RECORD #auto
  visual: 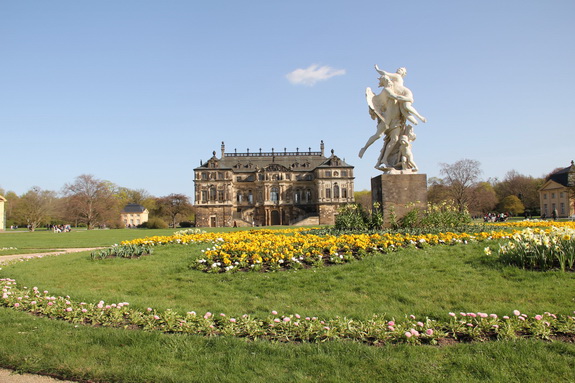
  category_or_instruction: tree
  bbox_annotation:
[468,182,498,216]
[154,194,193,228]
[439,159,482,212]
[427,177,451,205]
[494,170,543,214]
[2,190,20,226]
[497,195,525,216]
[62,174,119,229]
[353,190,371,211]
[115,187,156,211]
[12,187,56,231]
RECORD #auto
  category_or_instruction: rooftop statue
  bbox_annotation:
[359,65,426,172]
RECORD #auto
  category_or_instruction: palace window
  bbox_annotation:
[334,184,340,198]
[294,189,301,204]
[325,187,331,199]
[271,187,279,202]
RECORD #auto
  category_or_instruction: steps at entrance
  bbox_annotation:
[292,216,320,226]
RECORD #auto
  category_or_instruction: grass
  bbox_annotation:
[1,227,575,382]
[0,227,247,252]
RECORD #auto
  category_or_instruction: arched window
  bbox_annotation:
[271,187,279,202]
[342,188,348,199]
[294,189,301,204]
[334,184,340,198]
[325,187,331,199]
[209,187,216,201]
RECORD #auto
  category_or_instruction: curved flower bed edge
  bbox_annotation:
[2,278,574,346]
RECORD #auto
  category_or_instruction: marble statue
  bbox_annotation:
[359,65,426,172]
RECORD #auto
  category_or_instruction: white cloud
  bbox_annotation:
[286,64,346,86]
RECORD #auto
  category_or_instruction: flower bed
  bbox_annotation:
[2,278,574,345]
[121,228,515,273]
[486,226,575,271]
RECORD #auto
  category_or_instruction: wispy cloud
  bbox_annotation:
[286,64,346,86]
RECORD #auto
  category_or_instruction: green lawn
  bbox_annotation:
[1,227,574,382]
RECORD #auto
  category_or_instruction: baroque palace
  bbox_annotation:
[194,142,354,227]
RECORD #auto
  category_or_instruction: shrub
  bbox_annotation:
[335,203,383,231]
[392,201,472,231]
[139,218,168,229]
[91,244,154,260]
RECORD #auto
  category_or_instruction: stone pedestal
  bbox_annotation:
[371,173,428,227]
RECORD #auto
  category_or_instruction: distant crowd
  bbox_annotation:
[483,212,509,222]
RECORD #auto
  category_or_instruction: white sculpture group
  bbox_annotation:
[359,65,426,172]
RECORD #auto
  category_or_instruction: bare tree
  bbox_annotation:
[439,159,482,212]
[469,182,498,216]
[155,194,193,228]
[13,187,56,231]
[63,174,119,229]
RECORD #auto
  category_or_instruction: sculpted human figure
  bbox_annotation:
[375,65,427,126]
[360,64,426,172]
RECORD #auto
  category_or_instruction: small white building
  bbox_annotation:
[120,204,149,227]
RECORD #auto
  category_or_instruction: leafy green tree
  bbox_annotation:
[13,187,56,231]
[497,195,525,215]
[494,170,543,214]
[353,190,371,211]
[154,194,193,228]
[115,187,156,212]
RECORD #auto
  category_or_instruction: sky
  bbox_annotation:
[1,0,574,199]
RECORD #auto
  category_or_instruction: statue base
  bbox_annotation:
[371,173,428,227]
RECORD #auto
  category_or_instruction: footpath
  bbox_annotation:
[1,248,102,383]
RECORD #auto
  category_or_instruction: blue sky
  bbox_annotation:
[1,0,574,198]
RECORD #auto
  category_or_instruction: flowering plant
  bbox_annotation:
[2,278,574,345]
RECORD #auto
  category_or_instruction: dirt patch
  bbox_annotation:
[0,248,104,264]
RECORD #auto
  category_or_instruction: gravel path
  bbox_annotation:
[1,248,104,382]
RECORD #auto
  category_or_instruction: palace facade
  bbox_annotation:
[193,142,354,227]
